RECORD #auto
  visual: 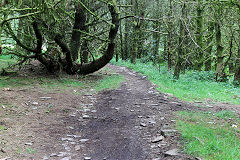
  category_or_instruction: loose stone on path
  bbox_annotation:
[164,148,180,156]
[151,136,164,143]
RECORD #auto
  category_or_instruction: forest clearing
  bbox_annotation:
[1,0,240,160]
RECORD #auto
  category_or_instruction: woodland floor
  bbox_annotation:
[1,64,240,160]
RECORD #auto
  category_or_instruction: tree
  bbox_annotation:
[1,0,120,75]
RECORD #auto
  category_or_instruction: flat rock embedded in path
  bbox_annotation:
[60,157,71,160]
[161,129,177,137]
[164,148,180,156]
[50,153,57,157]
[151,136,164,143]
[61,138,74,141]
[57,152,68,157]
[40,97,51,100]
[80,139,89,143]
[140,122,147,127]
[83,115,90,119]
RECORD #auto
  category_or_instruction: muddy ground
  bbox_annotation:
[0,64,240,160]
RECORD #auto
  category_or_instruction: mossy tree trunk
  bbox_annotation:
[131,22,139,64]
[174,3,186,79]
[123,18,130,60]
[130,0,146,64]
[167,0,173,71]
[194,0,204,70]
[234,24,240,84]
[70,1,87,62]
[204,21,214,71]
[214,6,225,81]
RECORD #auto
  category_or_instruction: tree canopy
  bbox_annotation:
[0,0,120,74]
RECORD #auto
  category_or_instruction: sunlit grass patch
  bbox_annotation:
[94,74,124,92]
[176,110,240,160]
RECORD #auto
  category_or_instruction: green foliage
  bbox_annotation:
[111,59,240,104]
[184,70,215,81]
[0,55,17,71]
[176,111,240,160]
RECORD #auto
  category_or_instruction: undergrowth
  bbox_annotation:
[176,110,240,160]
[111,59,240,104]
[0,55,16,71]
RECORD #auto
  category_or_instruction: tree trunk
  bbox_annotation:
[195,1,204,70]
[215,21,225,81]
[204,21,214,71]
[74,1,120,74]
[81,40,89,63]
[234,25,240,84]
[70,1,86,61]
[153,21,160,63]
[0,26,2,54]
[167,0,173,71]
[131,23,138,64]
[123,19,130,60]
[174,3,185,79]
[119,19,124,61]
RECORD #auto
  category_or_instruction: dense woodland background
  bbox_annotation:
[1,0,240,84]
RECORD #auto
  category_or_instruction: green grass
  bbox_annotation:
[111,59,240,104]
[0,64,124,93]
[176,111,240,160]
[94,74,124,92]
[0,75,124,92]
[215,110,236,120]
[0,55,125,92]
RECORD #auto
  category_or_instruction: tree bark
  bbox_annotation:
[174,3,186,79]
[204,21,214,71]
[167,0,173,71]
[195,0,204,70]
[70,1,87,61]
[234,24,240,84]
[74,1,120,74]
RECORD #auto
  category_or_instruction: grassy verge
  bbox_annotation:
[0,70,124,93]
[0,56,125,92]
[176,110,240,160]
[111,59,240,104]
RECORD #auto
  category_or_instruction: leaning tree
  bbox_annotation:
[0,0,120,75]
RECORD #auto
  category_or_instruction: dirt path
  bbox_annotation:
[51,64,194,160]
[1,64,199,160]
